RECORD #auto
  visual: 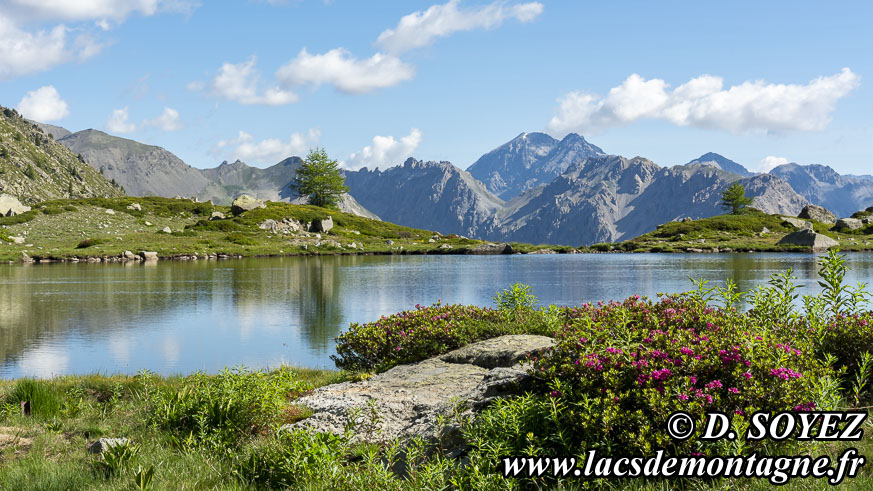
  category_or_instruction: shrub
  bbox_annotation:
[224,233,258,245]
[333,302,553,372]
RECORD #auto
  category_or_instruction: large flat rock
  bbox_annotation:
[285,335,554,444]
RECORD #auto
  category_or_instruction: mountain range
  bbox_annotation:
[7,112,870,246]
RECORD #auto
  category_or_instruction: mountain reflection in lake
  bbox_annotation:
[2,253,873,378]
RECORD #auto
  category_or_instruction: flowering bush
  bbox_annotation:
[332,302,553,371]
[518,293,835,456]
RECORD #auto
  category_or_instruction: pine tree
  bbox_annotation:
[721,182,753,215]
[291,148,349,209]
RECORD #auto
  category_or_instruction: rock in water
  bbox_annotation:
[0,194,31,216]
[309,216,334,233]
[138,251,158,261]
[230,194,265,215]
[777,229,839,252]
[284,335,555,446]
[798,204,836,224]
[835,218,863,231]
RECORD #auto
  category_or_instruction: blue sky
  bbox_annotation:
[1,1,871,175]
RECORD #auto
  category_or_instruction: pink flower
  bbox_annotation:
[705,380,723,390]
[728,387,739,394]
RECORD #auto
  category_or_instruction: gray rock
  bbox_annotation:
[126,203,141,211]
[798,204,836,224]
[309,216,334,233]
[439,335,555,369]
[21,252,33,263]
[438,244,453,250]
[527,249,557,254]
[122,250,137,260]
[386,239,394,246]
[470,243,513,255]
[138,251,158,261]
[87,438,129,454]
[781,217,813,230]
[761,227,770,235]
[0,194,31,216]
[10,236,25,244]
[209,211,225,221]
[259,219,283,233]
[778,229,840,252]
[835,218,863,230]
[230,194,265,215]
[161,226,172,234]
[680,217,693,223]
[105,208,115,215]
[284,335,553,445]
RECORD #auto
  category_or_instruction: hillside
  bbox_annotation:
[58,129,213,198]
[0,107,123,203]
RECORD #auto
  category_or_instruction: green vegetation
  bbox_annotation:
[4,252,873,488]
[0,197,515,262]
[611,209,873,253]
[290,148,349,209]
[721,182,753,215]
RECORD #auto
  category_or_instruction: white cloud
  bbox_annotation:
[547,68,862,135]
[377,0,543,53]
[346,128,422,170]
[106,107,137,133]
[758,156,790,173]
[16,85,70,122]
[209,57,298,105]
[276,48,414,94]
[216,128,321,164]
[144,107,183,131]
[0,1,197,79]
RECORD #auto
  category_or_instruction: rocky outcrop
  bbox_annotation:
[835,218,863,231]
[230,194,265,215]
[469,243,513,255]
[781,217,813,230]
[682,152,754,177]
[285,335,555,445]
[0,194,30,216]
[309,216,334,233]
[798,204,837,224]
[777,229,840,252]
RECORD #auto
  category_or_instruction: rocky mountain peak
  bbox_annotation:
[683,152,752,177]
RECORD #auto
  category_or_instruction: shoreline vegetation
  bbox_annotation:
[2,250,873,488]
[1,197,872,265]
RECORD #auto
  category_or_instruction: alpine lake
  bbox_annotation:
[3,252,873,378]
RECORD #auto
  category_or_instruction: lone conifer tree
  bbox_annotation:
[291,148,349,209]
[721,182,753,215]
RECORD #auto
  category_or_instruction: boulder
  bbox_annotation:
[777,229,839,252]
[209,211,225,221]
[781,217,812,230]
[470,243,513,255]
[161,226,172,234]
[0,194,30,216]
[122,250,137,261]
[284,335,554,447]
[230,194,265,215]
[138,251,158,261]
[126,203,142,211]
[386,240,394,246]
[309,216,334,233]
[87,438,129,454]
[798,205,836,224]
[105,209,115,215]
[835,218,863,231]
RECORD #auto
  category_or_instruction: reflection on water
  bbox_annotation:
[2,253,873,378]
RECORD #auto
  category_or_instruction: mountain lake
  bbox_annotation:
[3,252,873,378]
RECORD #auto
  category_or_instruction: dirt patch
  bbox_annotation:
[0,427,33,455]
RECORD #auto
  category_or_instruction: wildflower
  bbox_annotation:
[728,387,739,394]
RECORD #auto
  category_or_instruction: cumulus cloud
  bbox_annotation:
[346,128,422,170]
[547,68,861,135]
[16,85,70,122]
[377,0,543,53]
[758,156,790,173]
[106,107,136,133]
[144,107,183,131]
[216,128,321,164]
[276,48,414,94]
[0,1,197,79]
[208,57,298,105]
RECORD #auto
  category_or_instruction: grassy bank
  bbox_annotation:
[0,197,561,263]
[3,251,873,489]
[593,209,873,253]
